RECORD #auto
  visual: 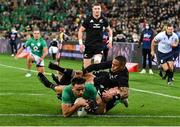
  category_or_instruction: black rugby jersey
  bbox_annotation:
[82,15,109,46]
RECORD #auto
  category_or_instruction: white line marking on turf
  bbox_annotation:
[0,63,51,75]
[130,88,180,100]
[0,63,180,100]
[0,93,44,96]
[0,114,180,118]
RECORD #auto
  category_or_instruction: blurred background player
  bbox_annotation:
[48,34,61,61]
[16,27,48,77]
[151,23,179,85]
[9,28,18,56]
[138,23,154,74]
[102,28,110,62]
[78,3,113,68]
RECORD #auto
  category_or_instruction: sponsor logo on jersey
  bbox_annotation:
[90,20,94,23]
[93,24,101,28]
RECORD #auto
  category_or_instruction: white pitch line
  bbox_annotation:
[0,114,180,118]
[0,63,180,100]
[0,63,51,75]
[0,93,44,96]
[130,88,180,100]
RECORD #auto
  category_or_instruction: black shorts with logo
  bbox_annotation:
[84,45,103,59]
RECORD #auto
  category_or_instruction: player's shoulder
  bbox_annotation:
[101,15,108,20]
[85,83,95,90]
[172,32,179,38]
[84,15,93,21]
[156,31,165,37]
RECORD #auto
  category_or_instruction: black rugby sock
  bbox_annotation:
[48,62,65,73]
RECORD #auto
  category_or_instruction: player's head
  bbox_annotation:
[33,27,41,40]
[71,77,86,97]
[166,23,173,36]
[111,55,127,73]
[92,3,101,18]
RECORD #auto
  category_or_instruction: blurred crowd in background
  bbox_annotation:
[0,0,179,43]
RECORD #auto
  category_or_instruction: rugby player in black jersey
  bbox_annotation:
[78,3,113,68]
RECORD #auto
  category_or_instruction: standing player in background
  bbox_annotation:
[78,3,113,68]
[55,27,65,65]
[138,23,154,74]
[9,28,18,56]
[102,28,109,62]
[48,35,61,61]
[151,23,179,85]
[16,27,48,77]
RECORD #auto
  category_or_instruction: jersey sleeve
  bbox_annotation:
[82,18,89,29]
[86,84,98,100]
[103,18,109,28]
[154,32,162,42]
[42,40,47,48]
[24,39,31,48]
[61,87,73,104]
[83,61,112,73]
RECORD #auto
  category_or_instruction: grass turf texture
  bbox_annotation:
[0,54,180,126]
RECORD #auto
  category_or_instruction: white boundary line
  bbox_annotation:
[0,63,51,75]
[130,88,180,100]
[0,63,180,100]
[0,93,44,96]
[0,114,180,118]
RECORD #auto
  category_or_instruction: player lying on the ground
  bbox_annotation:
[82,55,129,111]
[60,76,105,117]
[38,55,129,113]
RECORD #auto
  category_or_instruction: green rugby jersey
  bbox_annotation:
[25,37,47,57]
[62,83,97,104]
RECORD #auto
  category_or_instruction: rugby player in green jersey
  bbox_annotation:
[16,27,48,77]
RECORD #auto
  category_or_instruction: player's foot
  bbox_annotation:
[37,73,55,88]
[140,69,146,74]
[11,54,14,56]
[25,73,31,77]
[149,69,154,74]
[122,98,128,108]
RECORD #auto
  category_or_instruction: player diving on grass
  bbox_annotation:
[37,55,129,116]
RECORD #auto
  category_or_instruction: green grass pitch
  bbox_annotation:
[0,54,180,126]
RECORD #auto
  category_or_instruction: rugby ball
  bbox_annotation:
[77,107,87,117]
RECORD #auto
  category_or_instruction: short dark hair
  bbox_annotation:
[167,23,173,28]
[92,2,101,8]
[71,77,86,86]
[114,55,127,64]
[33,27,40,32]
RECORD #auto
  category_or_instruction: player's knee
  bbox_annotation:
[94,55,102,64]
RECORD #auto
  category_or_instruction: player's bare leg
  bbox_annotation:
[25,55,34,77]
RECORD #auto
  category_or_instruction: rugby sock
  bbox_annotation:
[48,62,65,73]
[158,66,164,78]
[51,73,61,85]
[37,73,56,90]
